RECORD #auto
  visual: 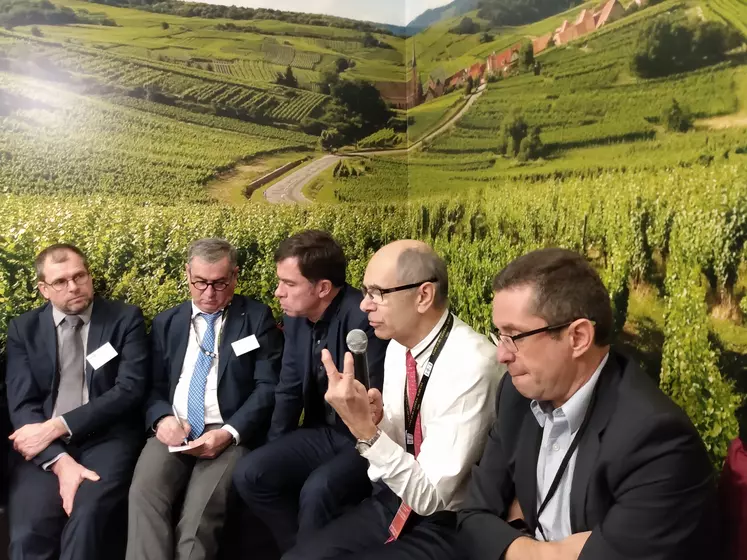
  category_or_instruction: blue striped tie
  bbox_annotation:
[187,311,221,439]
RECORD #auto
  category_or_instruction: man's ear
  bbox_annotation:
[38,282,50,301]
[317,279,333,299]
[569,319,595,358]
[417,282,437,312]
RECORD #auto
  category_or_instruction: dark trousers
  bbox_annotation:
[232,427,372,554]
[8,434,139,560]
[281,485,463,560]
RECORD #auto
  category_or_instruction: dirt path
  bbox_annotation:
[264,154,341,204]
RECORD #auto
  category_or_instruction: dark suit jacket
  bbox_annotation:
[145,294,283,447]
[268,283,388,441]
[5,296,149,467]
[458,350,719,560]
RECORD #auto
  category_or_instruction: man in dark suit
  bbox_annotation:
[126,238,283,560]
[233,230,389,554]
[458,248,719,560]
[6,243,149,560]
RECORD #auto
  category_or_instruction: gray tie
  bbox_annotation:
[56,315,85,416]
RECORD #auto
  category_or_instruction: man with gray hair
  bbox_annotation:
[283,240,504,560]
[126,238,283,560]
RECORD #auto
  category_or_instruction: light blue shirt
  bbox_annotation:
[530,353,609,541]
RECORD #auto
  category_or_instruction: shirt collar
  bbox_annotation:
[191,301,227,319]
[52,301,93,327]
[530,352,609,433]
[409,308,450,360]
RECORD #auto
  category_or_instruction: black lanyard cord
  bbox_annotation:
[403,313,454,455]
[535,376,601,542]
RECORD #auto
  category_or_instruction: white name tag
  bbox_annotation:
[86,342,118,370]
[231,334,259,357]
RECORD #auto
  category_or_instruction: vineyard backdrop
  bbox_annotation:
[1,0,746,464]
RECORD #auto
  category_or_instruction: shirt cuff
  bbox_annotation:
[222,425,240,445]
[360,430,402,469]
[42,452,68,471]
[58,415,73,437]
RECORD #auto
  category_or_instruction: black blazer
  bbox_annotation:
[145,294,283,447]
[458,350,719,560]
[5,296,149,466]
[268,283,388,441]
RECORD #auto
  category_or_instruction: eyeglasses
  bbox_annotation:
[490,319,594,353]
[190,279,232,292]
[43,271,90,292]
[361,278,438,305]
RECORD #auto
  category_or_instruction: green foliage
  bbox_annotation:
[276,65,299,88]
[464,76,474,95]
[663,98,692,133]
[160,21,168,29]
[498,112,541,160]
[450,17,480,35]
[480,32,494,43]
[356,128,404,149]
[519,41,534,70]
[333,159,368,177]
[632,16,736,78]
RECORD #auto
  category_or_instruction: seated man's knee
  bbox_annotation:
[298,468,334,513]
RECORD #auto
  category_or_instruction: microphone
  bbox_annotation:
[346,329,371,389]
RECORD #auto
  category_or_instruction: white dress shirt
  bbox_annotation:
[361,309,504,516]
[531,352,609,541]
[172,303,239,443]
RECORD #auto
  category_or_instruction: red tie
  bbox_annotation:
[405,350,423,456]
[386,350,423,543]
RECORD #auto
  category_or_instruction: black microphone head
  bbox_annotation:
[346,329,368,355]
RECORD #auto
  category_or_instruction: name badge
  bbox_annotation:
[232,334,260,357]
[86,342,118,370]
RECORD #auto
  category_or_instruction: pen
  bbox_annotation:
[171,404,189,445]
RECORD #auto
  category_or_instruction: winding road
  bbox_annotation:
[264,87,485,204]
[263,154,341,204]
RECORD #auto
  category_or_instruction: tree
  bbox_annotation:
[663,98,692,132]
[498,112,541,160]
[335,57,350,73]
[161,21,169,29]
[319,127,344,151]
[276,66,298,88]
[30,26,42,37]
[451,17,480,34]
[519,42,534,70]
[632,16,735,78]
[480,32,494,43]
[464,76,474,95]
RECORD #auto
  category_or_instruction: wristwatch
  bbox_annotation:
[355,428,382,454]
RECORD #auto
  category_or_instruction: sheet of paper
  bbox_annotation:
[232,334,259,357]
[168,442,205,453]
[86,342,118,370]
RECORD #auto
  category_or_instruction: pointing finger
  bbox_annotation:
[321,348,341,384]
[342,352,355,379]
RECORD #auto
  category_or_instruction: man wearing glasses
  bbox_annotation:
[6,243,149,560]
[282,239,503,560]
[126,238,283,560]
[458,248,717,560]
[233,229,388,555]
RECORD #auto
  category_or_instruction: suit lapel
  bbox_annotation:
[85,298,105,389]
[170,303,191,395]
[218,296,245,384]
[40,304,58,393]
[515,413,543,532]
[569,353,621,531]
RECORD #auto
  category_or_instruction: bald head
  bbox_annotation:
[369,240,449,310]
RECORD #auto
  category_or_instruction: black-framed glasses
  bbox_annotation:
[361,277,438,304]
[490,319,594,353]
[190,275,234,292]
[43,271,90,292]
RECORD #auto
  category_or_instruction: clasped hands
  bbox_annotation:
[322,349,382,441]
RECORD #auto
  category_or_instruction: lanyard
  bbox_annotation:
[403,313,454,456]
[190,307,228,360]
[535,376,601,541]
